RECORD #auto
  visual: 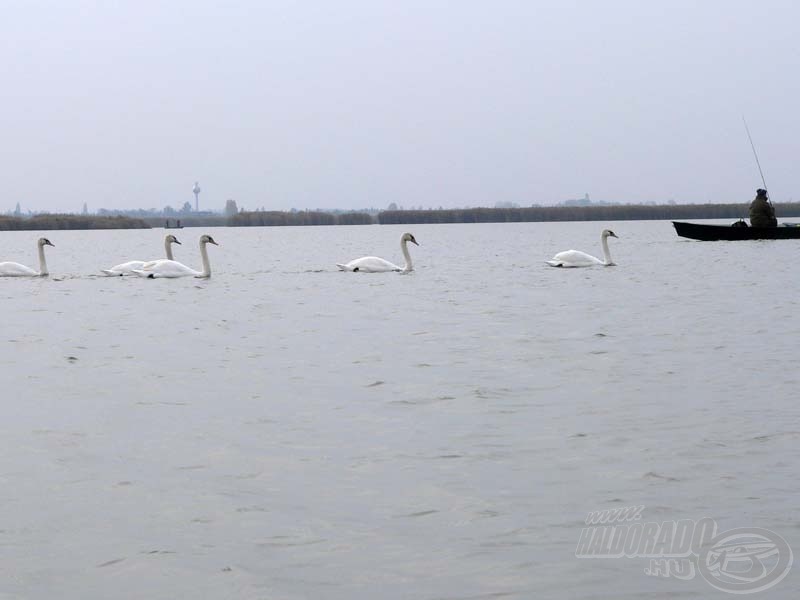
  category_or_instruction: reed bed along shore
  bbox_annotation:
[0,215,149,231]
[6,202,800,230]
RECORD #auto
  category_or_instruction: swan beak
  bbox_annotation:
[210,240,219,246]
[45,240,55,247]
[411,239,419,246]
[174,240,182,245]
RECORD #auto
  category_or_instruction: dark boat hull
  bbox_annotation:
[672,221,800,241]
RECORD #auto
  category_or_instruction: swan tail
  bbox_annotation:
[101,269,123,276]
[546,260,564,267]
[336,263,353,271]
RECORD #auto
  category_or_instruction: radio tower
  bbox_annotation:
[192,181,201,212]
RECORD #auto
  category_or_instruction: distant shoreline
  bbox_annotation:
[227,203,800,226]
[0,215,150,231]
[5,203,800,230]
[375,203,800,224]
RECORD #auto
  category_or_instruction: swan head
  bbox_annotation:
[38,237,54,248]
[402,232,419,246]
[166,234,181,245]
[602,229,618,239]
[200,234,219,246]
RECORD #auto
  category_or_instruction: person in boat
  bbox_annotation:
[749,188,777,227]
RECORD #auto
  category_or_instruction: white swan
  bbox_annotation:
[547,229,618,267]
[101,234,181,276]
[133,235,219,278]
[337,232,419,272]
[0,237,54,277]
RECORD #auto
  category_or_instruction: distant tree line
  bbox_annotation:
[377,203,800,224]
[229,211,372,226]
[0,214,150,230]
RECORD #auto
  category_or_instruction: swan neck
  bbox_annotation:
[165,238,174,260]
[199,241,211,276]
[401,239,413,271]
[601,235,612,265]
[38,244,48,276]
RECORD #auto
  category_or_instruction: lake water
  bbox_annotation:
[0,221,797,599]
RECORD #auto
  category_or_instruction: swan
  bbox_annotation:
[546,229,618,267]
[0,237,54,277]
[133,235,219,278]
[101,234,181,276]
[337,232,419,272]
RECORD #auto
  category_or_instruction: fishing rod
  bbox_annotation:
[742,115,773,206]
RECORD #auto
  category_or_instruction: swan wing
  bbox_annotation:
[0,261,39,277]
[102,260,146,275]
[139,258,171,269]
[135,259,199,278]
[337,256,402,273]
[546,250,603,268]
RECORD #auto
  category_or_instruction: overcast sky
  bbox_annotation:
[2,0,799,212]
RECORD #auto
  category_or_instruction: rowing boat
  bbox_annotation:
[673,221,800,241]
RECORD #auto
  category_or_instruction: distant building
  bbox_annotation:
[192,181,201,212]
[563,193,592,207]
[224,199,238,216]
[560,193,614,207]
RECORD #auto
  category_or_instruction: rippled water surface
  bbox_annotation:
[1,221,797,599]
